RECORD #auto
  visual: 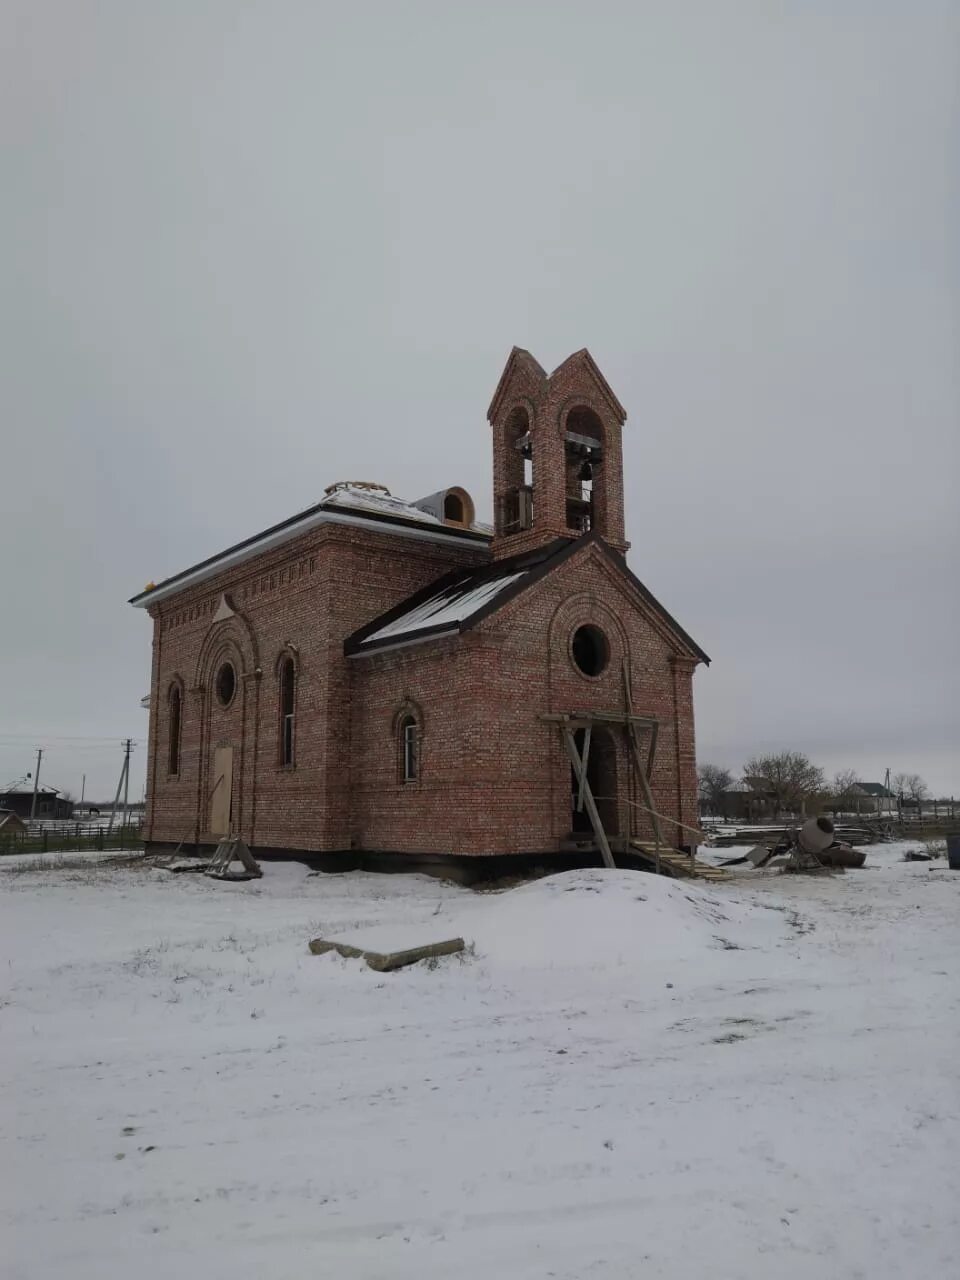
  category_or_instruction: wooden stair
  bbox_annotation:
[629,841,729,883]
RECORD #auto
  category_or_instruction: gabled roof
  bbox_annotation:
[129,484,491,608]
[345,533,710,663]
[487,346,627,423]
[0,785,61,798]
[487,347,548,421]
[346,538,576,656]
[856,782,895,798]
[550,348,627,422]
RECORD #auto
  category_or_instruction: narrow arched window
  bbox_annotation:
[499,406,533,534]
[444,492,464,522]
[565,406,604,534]
[168,685,182,776]
[399,714,419,783]
[279,657,296,766]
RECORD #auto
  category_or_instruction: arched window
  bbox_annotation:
[399,714,419,783]
[278,657,296,766]
[499,405,533,534]
[168,684,182,776]
[564,406,604,534]
[440,487,475,528]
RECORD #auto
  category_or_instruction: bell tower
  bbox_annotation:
[487,347,629,560]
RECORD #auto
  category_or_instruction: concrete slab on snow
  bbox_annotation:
[309,932,465,971]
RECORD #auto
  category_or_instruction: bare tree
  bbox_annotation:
[831,769,861,812]
[892,772,929,805]
[743,751,825,819]
[698,764,733,816]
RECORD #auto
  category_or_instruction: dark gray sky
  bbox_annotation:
[3,1,958,802]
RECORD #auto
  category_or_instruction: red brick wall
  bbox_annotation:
[140,350,703,861]
[346,540,701,857]
[143,526,701,858]
[478,545,699,852]
[348,633,505,854]
[142,523,486,850]
[489,349,628,561]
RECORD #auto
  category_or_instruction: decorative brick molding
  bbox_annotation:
[138,349,706,861]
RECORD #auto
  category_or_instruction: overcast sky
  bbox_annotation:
[2,1,958,803]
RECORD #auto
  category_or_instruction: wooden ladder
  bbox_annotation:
[629,840,729,883]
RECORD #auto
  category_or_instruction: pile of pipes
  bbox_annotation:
[722,816,864,872]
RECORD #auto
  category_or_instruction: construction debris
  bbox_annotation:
[205,837,262,881]
[309,935,465,971]
[720,817,863,873]
[711,823,873,848]
[816,844,866,869]
[152,855,212,873]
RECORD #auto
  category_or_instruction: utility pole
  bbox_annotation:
[29,748,43,820]
[121,738,132,832]
[107,740,132,835]
[80,774,86,808]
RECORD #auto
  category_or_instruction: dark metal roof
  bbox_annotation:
[345,538,577,656]
[345,532,710,664]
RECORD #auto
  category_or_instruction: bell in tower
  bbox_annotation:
[486,347,629,560]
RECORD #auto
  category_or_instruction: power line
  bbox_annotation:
[0,734,142,744]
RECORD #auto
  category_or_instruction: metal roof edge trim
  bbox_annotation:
[130,509,490,609]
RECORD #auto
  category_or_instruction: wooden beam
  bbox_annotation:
[562,727,616,870]
[621,662,664,867]
[646,721,659,778]
[541,711,659,729]
[576,725,592,813]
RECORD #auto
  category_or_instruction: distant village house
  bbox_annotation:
[0,786,74,821]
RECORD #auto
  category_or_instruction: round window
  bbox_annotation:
[215,661,237,706]
[571,625,609,677]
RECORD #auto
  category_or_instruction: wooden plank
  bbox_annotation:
[630,840,728,881]
[562,728,616,870]
[621,662,664,866]
[576,725,592,813]
[209,752,232,835]
[541,712,659,729]
[308,936,465,972]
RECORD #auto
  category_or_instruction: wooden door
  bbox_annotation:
[210,745,234,835]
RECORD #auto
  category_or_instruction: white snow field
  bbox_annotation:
[2,845,958,1279]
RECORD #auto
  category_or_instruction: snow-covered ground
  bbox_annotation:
[2,844,957,1279]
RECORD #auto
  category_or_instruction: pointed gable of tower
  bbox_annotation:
[487,347,629,560]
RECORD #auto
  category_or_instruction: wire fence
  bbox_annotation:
[0,822,144,857]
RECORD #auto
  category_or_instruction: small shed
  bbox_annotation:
[0,809,28,844]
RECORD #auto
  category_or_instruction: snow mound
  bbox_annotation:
[455,868,786,973]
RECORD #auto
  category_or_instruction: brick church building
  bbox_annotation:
[131,348,709,873]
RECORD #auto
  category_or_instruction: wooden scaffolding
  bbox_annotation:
[542,662,726,883]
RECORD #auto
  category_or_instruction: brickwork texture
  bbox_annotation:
[139,348,706,861]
